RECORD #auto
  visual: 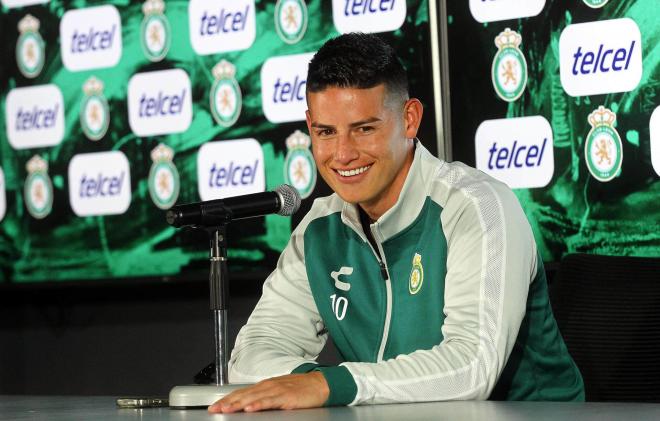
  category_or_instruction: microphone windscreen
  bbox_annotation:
[276,184,301,216]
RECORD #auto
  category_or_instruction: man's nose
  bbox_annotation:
[334,133,359,164]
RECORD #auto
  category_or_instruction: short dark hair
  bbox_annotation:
[306,33,408,101]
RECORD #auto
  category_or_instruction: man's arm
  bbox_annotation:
[228,217,328,383]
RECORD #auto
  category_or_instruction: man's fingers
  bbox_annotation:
[209,383,279,413]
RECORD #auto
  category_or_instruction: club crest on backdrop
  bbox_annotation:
[275,0,308,44]
[210,60,242,128]
[80,76,110,141]
[148,143,180,210]
[583,0,610,9]
[141,0,171,62]
[284,130,316,199]
[491,28,527,102]
[16,14,45,79]
[585,106,623,182]
[24,155,53,219]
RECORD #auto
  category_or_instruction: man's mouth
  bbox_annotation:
[336,165,372,177]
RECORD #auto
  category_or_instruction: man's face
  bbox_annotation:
[306,84,421,218]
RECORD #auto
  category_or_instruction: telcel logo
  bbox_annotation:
[68,151,132,216]
[197,139,265,201]
[60,5,122,72]
[261,53,314,123]
[0,167,5,223]
[559,18,642,97]
[0,0,48,8]
[5,84,65,150]
[469,0,545,23]
[651,106,660,177]
[127,69,192,137]
[189,0,256,55]
[475,116,554,189]
[332,0,406,34]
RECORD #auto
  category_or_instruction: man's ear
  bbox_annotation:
[403,98,424,139]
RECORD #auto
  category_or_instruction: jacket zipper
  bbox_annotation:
[371,223,392,363]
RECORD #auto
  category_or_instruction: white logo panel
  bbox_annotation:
[68,151,132,216]
[475,116,554,189]
[469,0,545,23]
[261,53,313,123]
[6,84,65,150]
[127,69,192,137]
[0,167,5,222]
[60,5,122,72]
[651,106,660,177]
[189,0,256,55]
[332,0,406,34]
[559,18,642,97]
[197,139,265,201]
[1,0,49,8]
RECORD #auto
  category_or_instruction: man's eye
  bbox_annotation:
[358,126,374,133]
[317,129,334,136]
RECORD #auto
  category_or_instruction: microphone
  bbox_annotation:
[165,184,302,228]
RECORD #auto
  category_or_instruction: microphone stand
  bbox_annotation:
[169,215,252,408]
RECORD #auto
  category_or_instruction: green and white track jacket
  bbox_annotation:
[229,144,585,405]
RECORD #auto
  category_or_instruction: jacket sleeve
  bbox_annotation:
[228,216,327,383]
[337,178,537,405]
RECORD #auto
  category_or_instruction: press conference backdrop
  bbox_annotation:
[0,0,438,283]
[447,0,659,261]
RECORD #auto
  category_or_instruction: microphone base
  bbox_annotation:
[168,383,253,409]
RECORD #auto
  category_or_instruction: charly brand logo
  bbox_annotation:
[261,52,314,123]
[141,0,171,62]
[332,0,406,34]
[1,0,49,8]
[475,116,554,189]
[0,167,5,222]
[284,130,316,199]
[651,106,660,177]
[60,5,122,72]
[148,143,180,210]
[583,0,609,8]
[585,106,622,182]
[331,266,353,292]
[197,138,265,201]
[68,151,131,216]
[24,155,53,219]
[559,18,642,97]
[80,76,109,141]
[492,28,527,102]
[127,69,192,137]
[275,0,308,44]
[469,0,545,23]
[6,84,65,150]
[408,253,424,295]
[210,60,242,127]
[189,0,256,55]
[16,14,45,79]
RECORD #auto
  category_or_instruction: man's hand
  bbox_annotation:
[208,371,329,413]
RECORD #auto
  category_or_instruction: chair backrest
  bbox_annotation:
[549,253,660,402]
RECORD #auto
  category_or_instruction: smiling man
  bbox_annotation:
[209,33,584,414]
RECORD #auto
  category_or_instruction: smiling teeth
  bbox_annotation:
[337,165,371,177]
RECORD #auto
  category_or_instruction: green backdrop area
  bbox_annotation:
[0,0,437,283]
[447,0,659,262]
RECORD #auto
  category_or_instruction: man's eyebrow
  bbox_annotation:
[310,122,334,129]
[349,117,382,128]
[310,117,382,129]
